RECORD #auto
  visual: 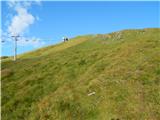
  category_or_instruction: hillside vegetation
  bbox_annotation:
[1,28,160,120]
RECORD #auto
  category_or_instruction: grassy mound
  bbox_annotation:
[2,28,160,120]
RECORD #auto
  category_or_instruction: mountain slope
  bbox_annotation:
[2,28,160,120]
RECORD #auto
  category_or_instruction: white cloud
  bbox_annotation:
[8,7,35,35]
[5,1,45,48]
[7,1,42,36]
[7,1,41,9]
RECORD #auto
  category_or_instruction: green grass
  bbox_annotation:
[1,28,160,120]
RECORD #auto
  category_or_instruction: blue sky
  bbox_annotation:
[1,1,160,56]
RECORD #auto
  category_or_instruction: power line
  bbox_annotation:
[1,35,54,43]
[1,35,54,61]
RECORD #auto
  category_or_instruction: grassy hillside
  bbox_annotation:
[1,28,160,120]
